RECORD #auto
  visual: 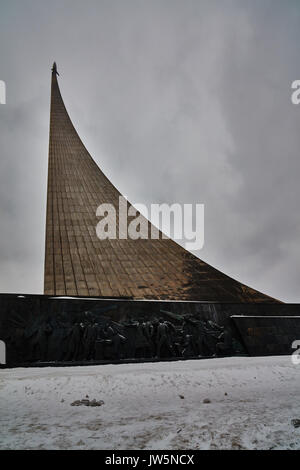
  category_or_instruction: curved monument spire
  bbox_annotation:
[44,64,276,302]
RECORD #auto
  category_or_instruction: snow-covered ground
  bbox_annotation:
[0,356,300,450]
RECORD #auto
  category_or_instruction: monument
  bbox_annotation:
[1,63,300,367]
[44,63,275,303]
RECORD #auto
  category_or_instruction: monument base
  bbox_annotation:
[0,294,299,366]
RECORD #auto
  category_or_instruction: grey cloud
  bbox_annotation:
[0,0,299,300]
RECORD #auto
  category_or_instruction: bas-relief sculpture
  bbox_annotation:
[2,296,300,365]
[3,307,244,364]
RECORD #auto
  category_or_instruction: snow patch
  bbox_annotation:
[0,356,300,450]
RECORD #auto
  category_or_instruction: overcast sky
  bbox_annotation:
[0,0,300,301]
